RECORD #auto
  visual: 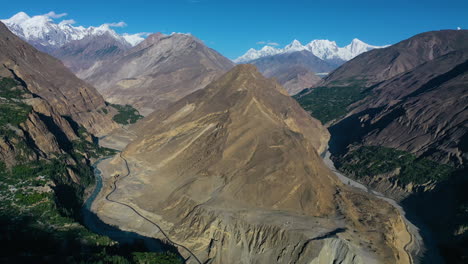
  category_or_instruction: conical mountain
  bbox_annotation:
[81,33,234,115]
[94,65,413,264]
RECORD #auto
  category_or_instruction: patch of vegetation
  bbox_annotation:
[0,103,33,126]
[132,252,183,264]
[294,80,369,124]
[335,146,455,186]
[72,139,117,159]
[0,77,27,99]
[110,104,143,125]
[0,77,33,127]
[72,125,117,159]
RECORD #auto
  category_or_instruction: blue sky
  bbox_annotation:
[1,0,467,59]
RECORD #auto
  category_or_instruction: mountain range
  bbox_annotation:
[233,38,387,95]
[1,12,389,97]
[234,38,388,64]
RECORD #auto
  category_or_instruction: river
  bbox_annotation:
[81,157,169,252]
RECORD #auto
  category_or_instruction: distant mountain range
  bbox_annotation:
[1,12,146,52]
[235,38,388,64]
[235,39,388,94]
[1,11,390,97]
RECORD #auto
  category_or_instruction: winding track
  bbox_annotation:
[104,153,203,264]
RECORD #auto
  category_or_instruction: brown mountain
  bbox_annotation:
[250,51,335,95]
[324,30,468,86]
[94,65,413,264]
[50,32,130,74]
[81,33,234,115]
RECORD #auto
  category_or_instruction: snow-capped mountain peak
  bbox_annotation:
[1,11,148,49]
[7,11,30,24]
[284,39,307,52]
[235,38,388,63]
[344,38,387,57]
[234,46,282,63]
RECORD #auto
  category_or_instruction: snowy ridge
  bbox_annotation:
[1,11,148,48]
[235,38,388,63]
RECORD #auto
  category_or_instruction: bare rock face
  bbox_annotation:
[95,65,413,264]
[0,22,118,136]
[324,30,468,86]
[81,33,234,115]
[250,51,334,95]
